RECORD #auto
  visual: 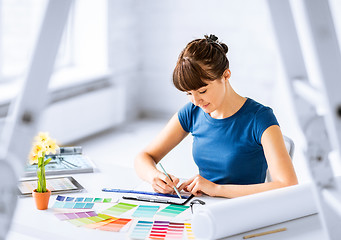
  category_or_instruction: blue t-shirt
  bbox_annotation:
[178,98,279,185]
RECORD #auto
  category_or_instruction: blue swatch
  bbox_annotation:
[56,195,65,201]
[52,201,94,209]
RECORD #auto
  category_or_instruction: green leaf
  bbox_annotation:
[44,158,52,166]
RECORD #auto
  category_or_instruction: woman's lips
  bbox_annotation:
[202,103,210,108]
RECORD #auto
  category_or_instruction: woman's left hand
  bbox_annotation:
[179,174,218,197]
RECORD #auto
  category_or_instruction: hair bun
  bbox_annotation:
[204,34,228,54]
[205,34,218,42]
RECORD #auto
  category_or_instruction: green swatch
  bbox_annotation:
[156,204,190,217]
[102,202,137,216]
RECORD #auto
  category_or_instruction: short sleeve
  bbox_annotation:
[254,107,279,145]
[178,102,194,133]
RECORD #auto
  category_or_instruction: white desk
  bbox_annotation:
[7,164,325,240]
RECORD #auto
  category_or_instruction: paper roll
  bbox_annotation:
[192,184,317,239]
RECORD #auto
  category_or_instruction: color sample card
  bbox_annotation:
[149,220,170,239]
[184,223,195,239]
[156,204,190,217]
[54,211,97,220]
[130,220,154,239]
[56,195,114,203]
[102,202,137,216]
[162,222,185,239]
[18,177,82,196]
[149,221,186,239]
[130,220,187,240]
[52,201,94,209]
[132,205,160,218]
[68,213,112,227]
[97,218,132,232]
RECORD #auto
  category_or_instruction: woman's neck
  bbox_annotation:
[210,86,246,119]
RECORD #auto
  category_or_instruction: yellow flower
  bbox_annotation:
[45,138,59,155]
[32,143,45,158]
[29,152,38,165]
[34,132,49,144]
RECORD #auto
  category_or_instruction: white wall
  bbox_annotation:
[135,0,280,117]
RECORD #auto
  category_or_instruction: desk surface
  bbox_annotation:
[7,164,326,240]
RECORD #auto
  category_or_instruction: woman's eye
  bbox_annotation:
[199,90,207,94]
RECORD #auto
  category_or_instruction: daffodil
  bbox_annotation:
[32,143,45,158]
[34,132,49,144]
[28,132,59,193]
[29,152,38,165]
[45,138,59,155]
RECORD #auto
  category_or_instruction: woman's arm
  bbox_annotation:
[134,113,189,194]
[180,125,298,198]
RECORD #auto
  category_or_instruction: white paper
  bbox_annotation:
[192,183,317,239]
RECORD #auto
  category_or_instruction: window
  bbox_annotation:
[0,0,75,83]
[0,0,108,104]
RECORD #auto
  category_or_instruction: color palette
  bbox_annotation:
[54,211,97,220]
[84,217,119,229]
[52,201,94,209]
[56,195,115,203]
[130,220,189,239]
[184,223,195,239]
[132,205,160,218]
[156,204,190,217]
[149,221,185,239]
[148,221,170,239]
[54,209,132,232]
[102,202,137,216]
[130,220,154,239]
[96,218,132,232]
[68,213,112,227]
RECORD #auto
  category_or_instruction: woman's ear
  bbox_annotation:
[223,69,231,81]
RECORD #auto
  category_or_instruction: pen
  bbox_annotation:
[243,227,287,239]
[159,163,182,199]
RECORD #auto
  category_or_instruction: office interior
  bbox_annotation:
[1,0,341,239]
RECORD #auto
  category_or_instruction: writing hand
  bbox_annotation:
[151,171,180,194]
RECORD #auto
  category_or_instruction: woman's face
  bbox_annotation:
[186,70,230,115]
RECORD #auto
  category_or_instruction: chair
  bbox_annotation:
[265,135,295,182]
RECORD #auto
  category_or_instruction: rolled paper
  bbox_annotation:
[192,183,317,239]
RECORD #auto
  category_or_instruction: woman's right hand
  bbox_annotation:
[150,171,180,194]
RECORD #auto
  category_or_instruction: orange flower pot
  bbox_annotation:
[32,189,51,210]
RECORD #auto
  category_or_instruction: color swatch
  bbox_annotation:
[148,221,170,239]
[156,204,190,217]
[68,213,112,227]
[184,223,195,239]
[56,195,115,203]
[130,220,189,239]
[52,201,94,209]
[132,205,160,218]
[102,202,137,216]
[54,211,97,220]
[96,218,132,232]
[149,221,185,239]
[130,220,154,239]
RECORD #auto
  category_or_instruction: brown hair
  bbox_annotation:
[173,34,229,92]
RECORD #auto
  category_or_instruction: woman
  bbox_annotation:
[134,34,298,198]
